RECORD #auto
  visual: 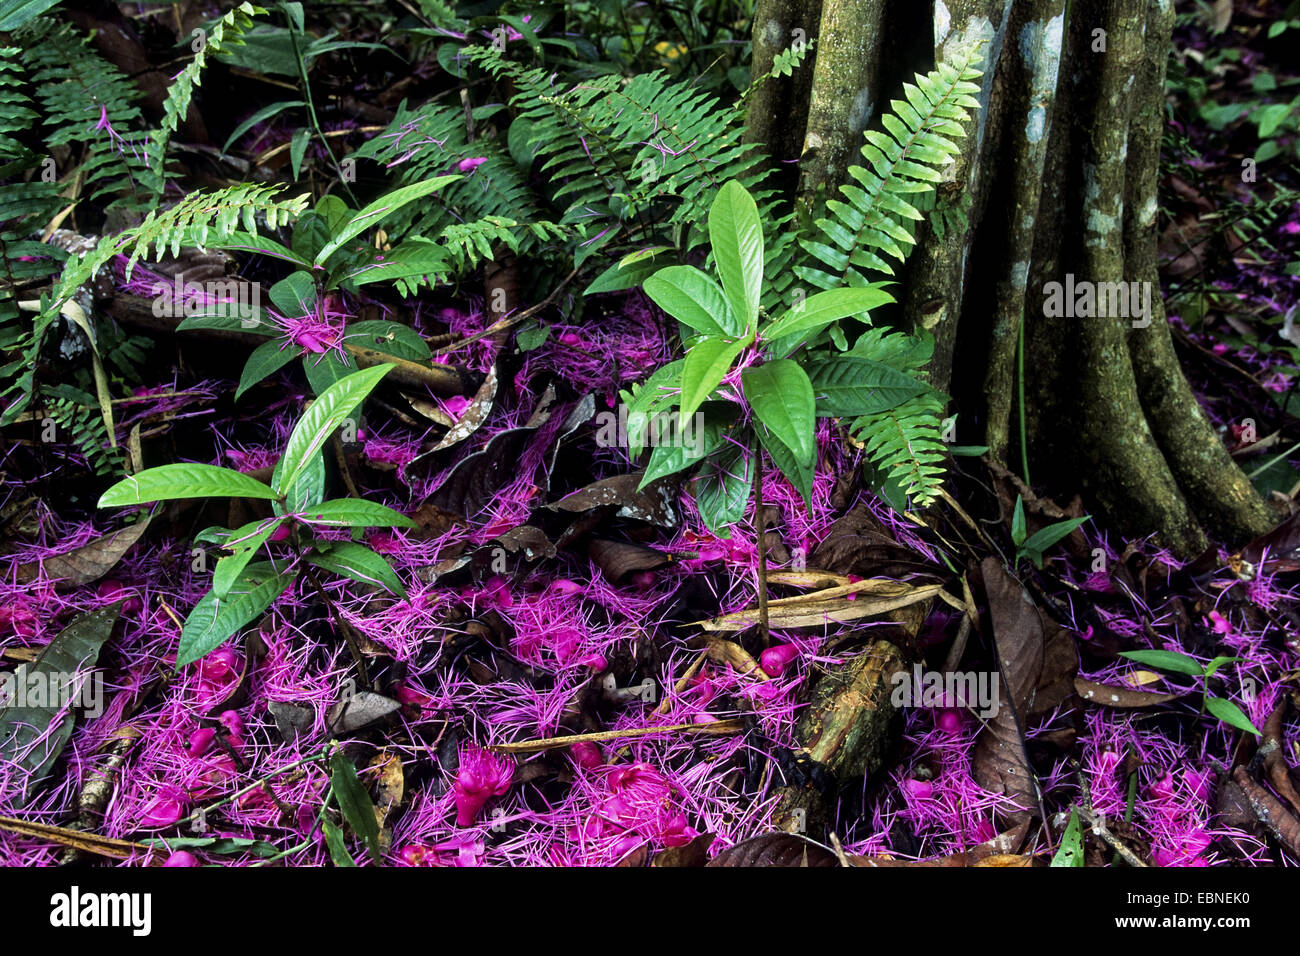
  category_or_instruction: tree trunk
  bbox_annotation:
[746,0,1276,557]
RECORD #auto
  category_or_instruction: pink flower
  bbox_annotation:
[192,647,243,708]
[934,708,964,734]
[163,851,200,867]
[571,741,602,770]
[139,789,186,828]
[453,747,514,826]
[759,643,800,677]
[457,156,488,173]
[97,579,143,614]
[1207,610,1233,637]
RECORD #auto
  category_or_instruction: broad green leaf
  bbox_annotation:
[1204,696,1262,736]
[1020,516,1090,556]
[99,463,277,507]
[1117,649,1204,678]
[336,238,448,290]
[268,270,317,320]
[299,498,416,529]
[177,562,296,668]
[742,360,815,467]
[236,338,299,400]
[680,335,749,421]
[694,442,753,536]
[212,518,283,599]
[273,443,326,515]
[585,249,673,296]
[275,364,394,500]
[180,229,309,268]
[638,403,736,488]
[314,176,461,267]
[643,265,736,337]
[806,356,930,417]
[329,752,382,864]
[0,603,119,798]
[756,424,813,510]
[761,286,893,343]
[624,359,685,457]
[708,180,764,333]
[303,350,352,395]
[308,541,405,597]
[0,0,62,30]
[343,320,432,361]
[1050,809,1085,867]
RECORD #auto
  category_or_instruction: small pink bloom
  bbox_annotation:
[139,791,186,828]
[1207,610,1233,637]
[457,156,488,172]
[759,643,800,677]
[97,579,143,614]
[453,746,514,826]
[571,741,603,769]
[934,708,964,734]
[187,727,217,757]
[900,777,934,799]
[163,851,200,867]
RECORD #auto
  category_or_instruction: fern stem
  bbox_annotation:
[285,4,358,205]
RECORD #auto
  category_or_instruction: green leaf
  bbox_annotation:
[806,355,929,418]
[708,180,764,333]
[1050,809,1085,867]
[643,266,735,337]
[308,541,405,597]
[290,127,312,180]
[585,249,673,296]
[321,819,356,866]
[236,338,299,400]
[268,271,317,320]
[0,604,119,798]
[343,320,432,361]
[274,442,326,515]
[329,752,382,864]
[761,286,893,343]
[680,335,748,421]
[177,563,296,668]
[756,425,813,510]
[742,360,816,467]
[275,365,394,501]
[221,100,306,155]
[1011,496,1026,547]
[1204,696,1262,736]
[1118,649,1204,678]
[299,498,416,529]
[336,238,448,291]
[212,518,283,599]
[1204,656,1242,679]
[1020,516,1090,556]
[0,0,63,31]
[314,176,461,267]
[694,442,753,535]
[638,402,736,487]
[99,464,277,507]
[303,351,352,395]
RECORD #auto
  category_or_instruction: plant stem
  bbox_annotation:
[752,442,770,645]
[1018,314,1030,487]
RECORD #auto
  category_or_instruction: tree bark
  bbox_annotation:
[745,0,1277,557]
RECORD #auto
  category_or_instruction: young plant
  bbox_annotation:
[173,180,459,398]
[1117,649,1262,736]
[98,364,414,668]
[626,179,942,535]
[1010,495,1091,569]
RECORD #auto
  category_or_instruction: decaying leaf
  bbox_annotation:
[1,603,121,798]
[431,363,498,452]
[1074,679,1182,709]
[547,473,678,528]
[15,518,151,590]
[586,538,672,583]
[696,579,943,632]
[706,833,839,867]
[326,691,400,735]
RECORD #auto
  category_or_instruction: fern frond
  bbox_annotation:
[438,215,567,273]
[796,41,985,292]
[41,393,122,476]
[467,44,771,265]
[142,2,265,195]
[20,18,150,208]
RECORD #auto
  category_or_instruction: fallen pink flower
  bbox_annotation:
[453,746,514,826]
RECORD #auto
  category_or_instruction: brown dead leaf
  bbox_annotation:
[651,833,715,867]
[706,833,839,867]
[1074,678,1181,709]
[695,580,943,631]
[586,538,672,583]
[431,364,497,452]
[547,473,678,529]
[16,518,151,590]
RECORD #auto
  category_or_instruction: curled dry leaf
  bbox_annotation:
[326,691,401,735]
[1261,701,1300,815]
[546,473,678,529]
[650,833,716,867]
[586,538,672,583]
[431,364,498,452]
[16,518,151,590]
[695,579,943,632]
[1231,766,1300,858]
